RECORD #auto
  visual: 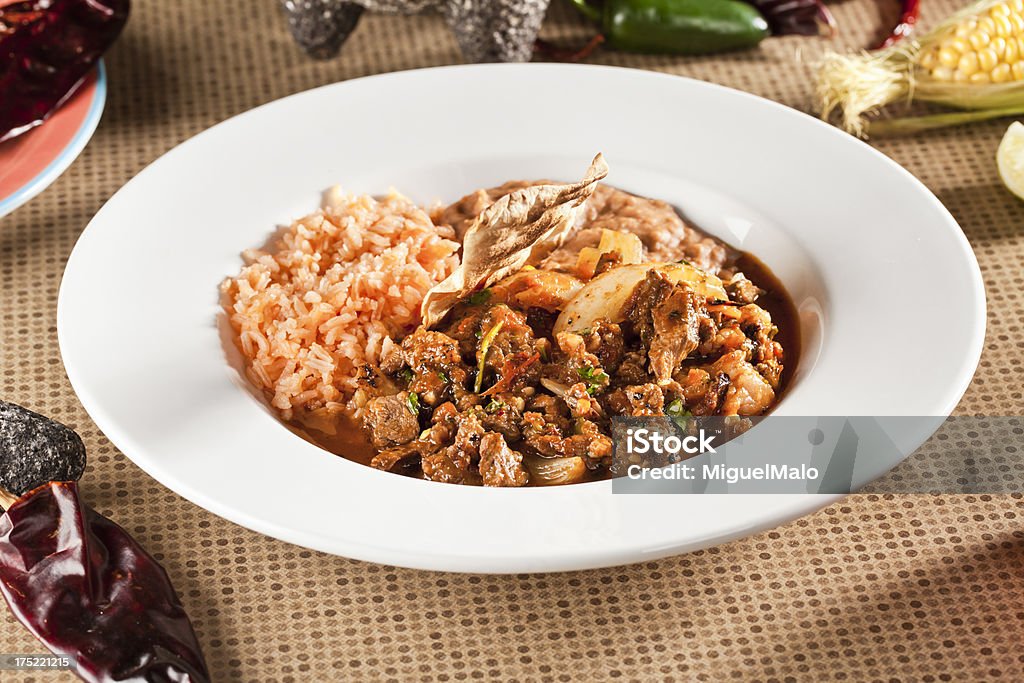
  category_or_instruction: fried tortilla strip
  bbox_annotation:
[421,153,609,328]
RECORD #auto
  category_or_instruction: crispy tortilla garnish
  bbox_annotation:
[421,153,609,328]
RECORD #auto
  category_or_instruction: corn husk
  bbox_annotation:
[816,0,1024,136]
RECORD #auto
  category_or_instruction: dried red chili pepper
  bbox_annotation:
[874,0,920,49]
[534,35,606,62]
[0,0,129,142]
[0,0,45,37]
[0,481,210,683]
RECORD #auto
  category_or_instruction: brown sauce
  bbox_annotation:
[733,251,801,407]
[288,413,377,467]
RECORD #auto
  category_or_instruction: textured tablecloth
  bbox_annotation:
[2,1,1023,680]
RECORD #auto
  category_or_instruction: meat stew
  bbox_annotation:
[290,178,799,487]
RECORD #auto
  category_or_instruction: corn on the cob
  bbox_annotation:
[817,0,1024,136]
[919,0,1024,83]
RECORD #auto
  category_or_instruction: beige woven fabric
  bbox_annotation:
[2,0,1024,680]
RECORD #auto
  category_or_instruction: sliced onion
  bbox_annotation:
[540,377,571,398]
[575,229,644,278]
[553,263,727,336]
[525,455,588,486]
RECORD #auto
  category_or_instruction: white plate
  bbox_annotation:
[58,64,985,573]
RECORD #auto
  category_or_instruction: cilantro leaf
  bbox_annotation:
[577,365,609,395]
[468,288,492,306]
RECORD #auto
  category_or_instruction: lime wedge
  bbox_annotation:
[997,121,1024,202]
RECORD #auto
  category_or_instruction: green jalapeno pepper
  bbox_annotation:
[571,0,769,55]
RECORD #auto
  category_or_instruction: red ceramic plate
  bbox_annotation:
[0,62,106,218]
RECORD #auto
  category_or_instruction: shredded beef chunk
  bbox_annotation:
[480,305,536,370]
[679,369,731,416]
[521,408,611,466]
[443,304,487,360]
[422,411,485,484]
[521,411,565,457]
[548,331,609,395]
[480,393,524,441]
[626,270,671,346]
[575,419,614,467]
[593,250,623,276]
[648,286,705,383]
[363,392,420,450]
[614,351,650,386]
[370,441,427,474]
[520,394,571,456]
[391,328,462,373]
[353,362,394,397]
[445,303,543,392]
[478,432,529,487]
[737,304,784,389]
[605,384,665,417]
[625,270,711,384]
[383,328,471,408]
[582,320,625,373]
[726,274,762,304]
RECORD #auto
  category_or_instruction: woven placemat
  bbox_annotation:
[2,0,1024,680]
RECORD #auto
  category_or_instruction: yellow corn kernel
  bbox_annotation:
[954,69,970,83]
[978,46,999,71]
[955,23,972,39]
[1012,61,1024,79]
[1015,0,1024,12]
[970,30,992,49]
[958,52,981,76]
[1017,35,1024,57]
[992,62,1013,81]
[1006,36,1019,61]
[979,16,998,34]
[991,2,1011,18]
[994,14,1013,37]
[970,71,992,83]
[1011,13,1024,35]
[932,65,955,81]
[992,35,1008,56]
[938,45,961,68]
[920,50,938,70]
[957,37,973,53]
